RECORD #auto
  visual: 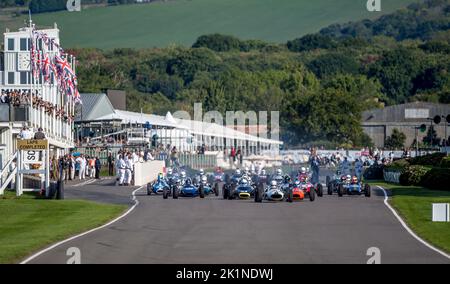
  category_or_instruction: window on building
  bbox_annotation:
[48,39,54,51]
[7,39,15,51]
[20,38,28,51]
[7,72,15,84]
[20,72,29,84]
[0,54,4,71]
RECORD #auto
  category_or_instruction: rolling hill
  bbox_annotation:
[1,0,421,49]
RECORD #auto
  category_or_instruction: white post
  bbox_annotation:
[45,144,50,196]
[15,150,22,197]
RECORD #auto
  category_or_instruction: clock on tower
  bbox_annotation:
[17,52,31,71]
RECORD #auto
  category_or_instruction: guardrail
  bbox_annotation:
[383,169,402,184]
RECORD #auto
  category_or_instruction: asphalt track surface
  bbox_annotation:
[27,174,450,264]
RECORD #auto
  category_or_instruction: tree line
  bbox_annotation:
[71,0,450,148]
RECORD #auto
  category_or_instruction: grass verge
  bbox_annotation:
[369,181,450,254]
[0,191,126,264]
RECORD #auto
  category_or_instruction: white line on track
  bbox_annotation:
[20,185,145,264]
[377,186,450,260]
[72,179,97,187]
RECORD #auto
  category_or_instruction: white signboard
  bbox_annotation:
[405,109,429,119]
[432,203,450,222]
[23,150,42,164]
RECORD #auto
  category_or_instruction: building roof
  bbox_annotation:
[76,93,115,121]
[362,102,450,124]
[78,94,283,145]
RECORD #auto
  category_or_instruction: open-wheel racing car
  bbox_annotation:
[223,175,255,200]
[290,179,317,202]
[337,175,371,198]
[255,180,294,203]
[147,173,171,196]
[326,170,345,195]
[169,175,220,199]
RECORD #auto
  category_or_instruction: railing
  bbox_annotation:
[383,169,402,184]
[169,153,218,170]
[0,151,17,195]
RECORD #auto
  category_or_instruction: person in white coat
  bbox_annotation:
[76,155,87,180]
[124,154,133,186]
[118,155,126,186]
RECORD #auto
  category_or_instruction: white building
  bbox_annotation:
[0,24,76,171]
[76,93,282,155]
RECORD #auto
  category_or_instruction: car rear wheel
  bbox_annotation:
[338,184,344,197]
[214,183,220,197]
[255,183,264,203]
[199,185,205,199]
[223,185,229,200]
[317,184,323,197]
[327,184,333,195]
[326,176,331,187]
[365,184,371,198]
[163,187,169,199]
[309,188,315,202]
[173,186,179,199]
[147,183,152,196]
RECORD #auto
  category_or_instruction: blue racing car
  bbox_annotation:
[337,175,371,197]
[147,174,170,196]
[170,176,219,199]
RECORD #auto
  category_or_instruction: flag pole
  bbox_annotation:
[29,10,34,127]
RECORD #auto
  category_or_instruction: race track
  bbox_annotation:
[26,175,450,264]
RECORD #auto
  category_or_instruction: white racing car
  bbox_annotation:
[255,180,293,203]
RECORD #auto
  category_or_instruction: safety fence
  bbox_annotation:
[383,169,402,184]
[74,147,218,169]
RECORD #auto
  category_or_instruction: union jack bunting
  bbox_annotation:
[30,28,82,104]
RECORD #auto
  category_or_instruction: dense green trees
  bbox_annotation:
[72,0,450,148]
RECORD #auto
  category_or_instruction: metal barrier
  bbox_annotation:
[168,154,218,170]
[74,147,218,170]
[384,169,402,184]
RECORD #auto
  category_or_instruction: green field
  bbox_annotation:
[0,191,126,264]
[370,182,450,254]
[1,0,420,49]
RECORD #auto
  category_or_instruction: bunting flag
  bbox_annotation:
[30,28,82,104]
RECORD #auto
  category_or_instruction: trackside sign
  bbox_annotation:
[17,139,49,151]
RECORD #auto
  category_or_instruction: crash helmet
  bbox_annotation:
[346,175,352,182]
[276,169,282,176]
[241,178,249,185]
[284,175,291,183]
[245,167,250,173]
[294,180,301,186]
[199,169,205,175]
[352,176,358,183]
[300,167,306,174]
[201,175,207,183]
[167,168,173,175]
[181,171,187,179]
[235,169,242,176]
[186,178,192,185]
[341,175,347,181]
[158,173,164,180]
[300,176,307,183]
[271,180,278,187]
[261,169,266,176]
[306,167,310,173]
